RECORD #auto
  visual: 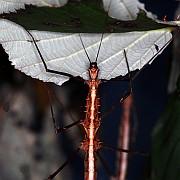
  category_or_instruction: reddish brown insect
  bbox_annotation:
[45,47,151,180]
[80,62,101,180]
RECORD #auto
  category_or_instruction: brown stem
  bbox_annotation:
[117,94,133,180]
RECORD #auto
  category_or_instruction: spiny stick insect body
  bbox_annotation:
[25,28,172,179]
[28,29,134,180]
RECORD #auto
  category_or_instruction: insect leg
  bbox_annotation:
[26,30,75,79]
[100,49,133,120]
[46,148,81,180]
[101,145,149,157]
[47,86,82,134]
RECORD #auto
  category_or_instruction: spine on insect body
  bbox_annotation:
[80,63,101,180]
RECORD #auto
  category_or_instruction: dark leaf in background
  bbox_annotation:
[1,0,171,33]
[151,77,180,180]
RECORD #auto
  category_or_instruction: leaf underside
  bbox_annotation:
[0,18,172,86]
[1,0,170,33]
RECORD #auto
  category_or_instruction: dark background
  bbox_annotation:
[0,0,179,180]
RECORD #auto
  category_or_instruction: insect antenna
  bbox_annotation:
[95,0,113,63]
[95,33,104,63]
[78,34,91,63]
[78,0,113,64]
[79,29,105,64]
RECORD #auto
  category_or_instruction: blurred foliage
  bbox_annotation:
[151,76,180,180]
[0,45,84,180]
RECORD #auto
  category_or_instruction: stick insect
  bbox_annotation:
[0,1,174,180]
[25,31,173,180]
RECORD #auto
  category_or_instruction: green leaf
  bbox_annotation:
[1,0,171,33]
[151,77,180,180]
